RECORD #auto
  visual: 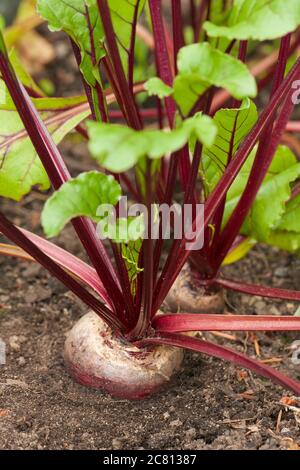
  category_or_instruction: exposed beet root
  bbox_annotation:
[165,263,224,314]
[64,312,184,400]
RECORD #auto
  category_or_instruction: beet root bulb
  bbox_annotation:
[165,264,224,314]
[64,312,184,400]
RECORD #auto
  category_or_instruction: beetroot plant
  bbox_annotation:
[0,0,300,399]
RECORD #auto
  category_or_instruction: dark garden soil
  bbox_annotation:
[1,191,300,451]
[0,26,300,451]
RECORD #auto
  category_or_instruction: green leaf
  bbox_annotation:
[202,99,258,194]
[144,77,173,99]
[210,0,233,23]
[37,0,104,88]
[108,0,146,73]
[0,83,87,111]
[224,146,300,241]
[174,43,257,115]
[203,135,300,252]
[88,113,218,173]
[7,49,44,97]
[204,0,300,41]
[41,171,121,237]
[0,106,89,201]
[222,237,256,265]
[133,36,155,102]
[244,165,300,241]
[37,0,145,83]
[121,239,143,296]
[0,26,8,55]
[0,16,5,31]
[294,306,300,316]
[0,49,55,110]
[98,215,145,243]
[267,230,300,253]
[277,193,300,233]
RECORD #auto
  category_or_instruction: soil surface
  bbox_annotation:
[1,194,300,450]
[1,23,300,451]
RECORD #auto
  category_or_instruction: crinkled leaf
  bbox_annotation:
[204,0,300,41]
[88,113,218,173]
[201,99,258,194]
[41,171,121,237]
[0,105,89,201]
[174,43,257,115]
[145,77,173,99]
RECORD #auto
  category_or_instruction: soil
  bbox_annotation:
[1,25,300,451]
[1,197,300,451]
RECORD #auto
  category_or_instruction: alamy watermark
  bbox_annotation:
[0,337,6,365]
[292,80,300,104]
[95,197,205,251]
[291,340,300,365]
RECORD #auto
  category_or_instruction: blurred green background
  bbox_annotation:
[0,0,21,25]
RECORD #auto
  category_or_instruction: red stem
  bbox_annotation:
[216,277,300,302]
[141,333,300,395]
[153,314,300,333]
[286,121,300,132]
[194,0,209,42]
[153,57,300,314]
[19,227,111,306]
[129,161,154,339]
[0,44,125,314]
[0,213,123,332]
[96,0,142,130]
[231,40,248,109]
[71,40,97,121]
[171,0,184,74]
[214,35,293,267]
[128,0,141,92]
[149,0,176,126]
[84,5,108,122]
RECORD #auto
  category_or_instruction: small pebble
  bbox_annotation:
[254,300,267,314]
[268,306,280,316]
[112,438,123,450]
[274,267,289,278]
[185,428,196,440]
[170,419,183,428]
[9,336,20,352]
[17,357,26,366]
